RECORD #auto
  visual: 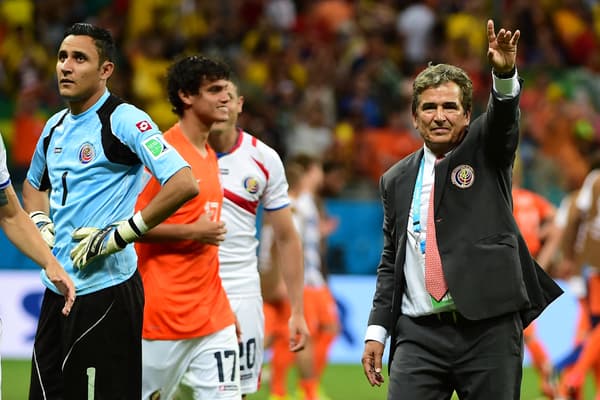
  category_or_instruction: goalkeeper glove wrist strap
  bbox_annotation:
[30,211,50,224]
[114,211,149,248]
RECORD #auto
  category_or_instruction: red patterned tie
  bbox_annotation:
[425,159,448,301]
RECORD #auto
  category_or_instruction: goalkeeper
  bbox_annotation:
[22,23,198,400]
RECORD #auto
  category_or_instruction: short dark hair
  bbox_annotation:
[167,55,231,116]
[63,23,116,64]
[412,63,473,116]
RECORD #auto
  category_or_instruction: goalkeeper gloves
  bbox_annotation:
[70,211,149,269]
[30,211,55,249]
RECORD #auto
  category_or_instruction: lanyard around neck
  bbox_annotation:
[412,156,426,253]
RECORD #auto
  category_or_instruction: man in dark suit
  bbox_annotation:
[361,19,563,399]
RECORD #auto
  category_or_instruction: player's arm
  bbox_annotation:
[22,179,55,248]
[1,183,75,315]
[70,167,198,269]
[138,213,226,245]
[136,166,198,229]
[536,218,561,272]
[22,179,50,213]
[265,206,310,351]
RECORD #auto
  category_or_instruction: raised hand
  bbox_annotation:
[486,19,520,74]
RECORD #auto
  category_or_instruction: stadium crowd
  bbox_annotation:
[0,0,599,202]
[2,1,600,398]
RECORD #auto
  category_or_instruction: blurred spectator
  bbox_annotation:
[354,109,422,185]
[552,0,598,66]
[0,0,599,206]
[8,87,45,185]
[307,0,355,42]
[265,0,297,32]
[0,25,48,95]
[396,0,438,74]
[348,28,405,117]
[286,97,334,159]
[127,30,174,130]
[302,55,337,128]
[338,69,384,128]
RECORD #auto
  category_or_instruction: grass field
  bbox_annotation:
[2,359,596,399]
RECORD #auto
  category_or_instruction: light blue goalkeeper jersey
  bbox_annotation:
[27,90,189,295]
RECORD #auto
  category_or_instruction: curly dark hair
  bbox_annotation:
[167,55,231,116]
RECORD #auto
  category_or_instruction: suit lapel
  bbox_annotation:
[396,150,423,223]
[434,155,451,211]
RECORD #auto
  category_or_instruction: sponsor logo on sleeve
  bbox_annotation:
[135,120,153,132]
[142,135,171,159]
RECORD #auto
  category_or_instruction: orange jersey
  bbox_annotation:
[512,187,555,256]
[136,123,234,340]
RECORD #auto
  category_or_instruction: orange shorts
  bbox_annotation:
[523,322,537,341]
[588,273,600,316]
[264,299,291,341]
[304,285,339,334]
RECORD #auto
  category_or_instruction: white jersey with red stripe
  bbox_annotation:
[217,129,290,297]
[294,192,326,287]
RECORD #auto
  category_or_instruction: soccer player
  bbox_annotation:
[0,132,76,398]
[260,159,328,400]
[557,167,600,398]
[136,55,241,399]
[287,154,340,399]
[207,81,310,396]
[512,160,560,397]
[23,23,198,399]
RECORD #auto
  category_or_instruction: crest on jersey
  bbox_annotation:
[142,135,170,159]
[451,164,475,188]
[243,176,260,194]
[78,142,95,164]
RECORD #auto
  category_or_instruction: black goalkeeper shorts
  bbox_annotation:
[29,270,144,400]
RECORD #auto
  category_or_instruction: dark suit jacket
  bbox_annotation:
[367,85,563,366]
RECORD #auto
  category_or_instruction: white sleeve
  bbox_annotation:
[260,143,290,211]
[492,69,520,99]
[554,195,572,229]
[258,224,275,272]
[576,170,600,212]
[0,134,11,190]
[364,325,388,344]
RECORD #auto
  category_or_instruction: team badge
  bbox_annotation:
[142,135,170,159]
[78,142,95,164]
[243,176,260,194]
[135,120,152,132]
[451,164,475,188]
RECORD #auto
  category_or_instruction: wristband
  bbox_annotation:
[132,211,149,234]
[493,67,516,79]
[114,211,149,247]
